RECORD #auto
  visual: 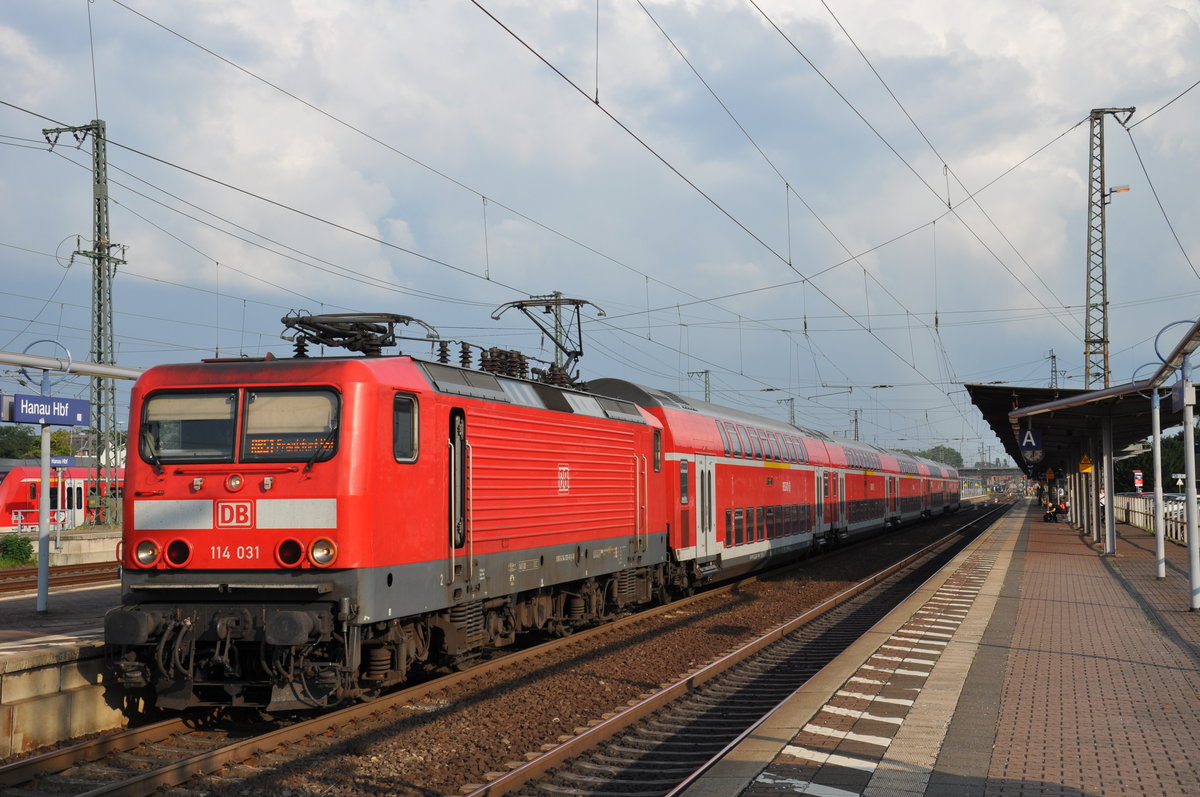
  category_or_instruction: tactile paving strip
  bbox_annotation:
[742,535,1011,797]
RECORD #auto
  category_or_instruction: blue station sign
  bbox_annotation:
[13,394,91,426]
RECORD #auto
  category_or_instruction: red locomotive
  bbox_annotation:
[105,314,959,710]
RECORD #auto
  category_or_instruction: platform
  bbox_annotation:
[0,581,122,757]
[684,498,1200,797]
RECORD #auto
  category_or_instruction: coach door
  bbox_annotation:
[838,473,847,528]
[821,470,841,529]
[695,455,717,559]
[448,410,473,588]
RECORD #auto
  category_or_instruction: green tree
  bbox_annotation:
[896,445,964,468]
[0,425,38,458]
[50,429,73,456]
[1113,430,1189,492]
[924,445,965,468]
[0,425,75,458]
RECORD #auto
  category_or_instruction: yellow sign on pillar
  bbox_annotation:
[1079,454,1093,473]
[1045,468,1056,480]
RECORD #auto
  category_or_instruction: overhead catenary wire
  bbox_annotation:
[466,0,1094,446]
[33,134,500,310]
[749,0,1084,343]
[469,1,984,432]
[815,0,1076,322]
[35,3,869,401]
[1122,127,1199,281]
[1128,76,1200,130]
[104,0,739,322]
[62,4,1091,394]
[7,6,1164,450]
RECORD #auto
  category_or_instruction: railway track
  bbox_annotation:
[0,502,1009,796]
[469,503,1009,796]
[0,562,119,594]
[1,576,778,796]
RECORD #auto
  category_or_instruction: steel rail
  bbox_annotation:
[0,554,798,795]
[0,561,119,594]
[465,503,1010,796]
[0,505,1003,795]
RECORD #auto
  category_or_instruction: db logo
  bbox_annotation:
[557,464,570,493]
[216,500,254,528]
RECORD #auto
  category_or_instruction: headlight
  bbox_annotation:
[165,539,193,567]
[309,538,337,567]
[225,473,244,491]
[276,538,304,567]
[134,540,159,567]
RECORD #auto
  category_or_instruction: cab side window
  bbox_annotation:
[394,394,418,462]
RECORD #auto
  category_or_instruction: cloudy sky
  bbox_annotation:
[3,0,1199,465]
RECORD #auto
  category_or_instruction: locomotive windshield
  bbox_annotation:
[243,389,338,462]
[140,388,339,465]
[142,391,237,462]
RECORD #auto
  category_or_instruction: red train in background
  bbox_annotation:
[0,463,124,531]
[105,314,959,711]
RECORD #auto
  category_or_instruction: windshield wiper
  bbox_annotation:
[142,424,165,475]
[303,424,338,474]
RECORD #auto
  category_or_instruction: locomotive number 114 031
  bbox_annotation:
[210,545,261,560]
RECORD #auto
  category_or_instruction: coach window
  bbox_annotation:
[735,508,745,545]
[393,394,418,462]
[725,508,733,547]
[679,459,690,505]
[717,423,732,457]
[725,422,743,457]
[731,425,747,458]
[744,427,762,459]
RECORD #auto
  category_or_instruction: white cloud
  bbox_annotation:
[2,0,1199,460]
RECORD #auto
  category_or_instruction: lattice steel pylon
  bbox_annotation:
[43,119,125,526]
[1083,107,1134,388]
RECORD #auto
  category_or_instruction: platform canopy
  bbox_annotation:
[966,382,1174,478]
[966,318,1200,479]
